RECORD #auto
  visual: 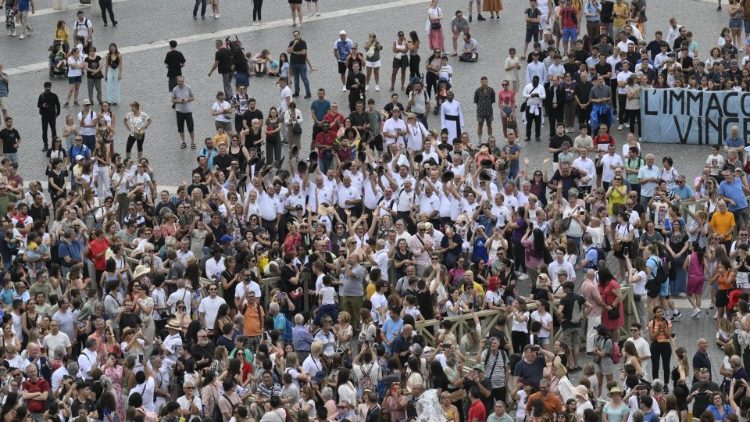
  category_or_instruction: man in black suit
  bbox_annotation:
[545,76,565,137]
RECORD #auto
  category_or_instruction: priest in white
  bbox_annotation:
[440,91,464,144]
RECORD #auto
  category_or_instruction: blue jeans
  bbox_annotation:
[291,63,311,96]
[319,150,333,174]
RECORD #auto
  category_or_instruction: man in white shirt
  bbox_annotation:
[665,17,682,46]
[382,107,407,147]
[279,78,292,115]
[615,60,633,130]
[161,320,183,364]
[198,283,227,332]
[547,247,576,280]
[440,92,464,143]
[129,365,156,412]
[600,144,623,189]
[337,175,362,212]
[42,320,71,359]
[72,11,93,45]
[522,75,546,142]
[626,323,651,381]
[77,338,98,380]
[572,148,596,195]
[235,275,262,309]
[177,381,203,418]
[167,278,192,314]
[77,100,98,150]
[370,281,389,325]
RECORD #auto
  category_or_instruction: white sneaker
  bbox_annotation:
[375,85,380,92]
[18,34,24,39]
[342,86,347,91]
[214,14,220,18]
[691,308,702,318]
[365,85,369,92]
[518,273,530,281]
[617,124,623,130]
[713,310,718,319]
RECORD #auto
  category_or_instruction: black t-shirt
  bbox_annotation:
[525,7,541,29]
[164,50,186,78]
[71,398,97,418]
[441,233,463,262]
[84,56,103,79]
[280,265,298,295]
[242,109,264,127]
[513,356,546,389]
[550,168,581,199]
[595,62,612,80]
[416,290,434,320]
[118,312,141,332]
[0,128,20,153]
[29,203,49,223]
[215,47,233,74]
[575,81,593,103]
[288,39,308,65]
[559,292,585,329]
[548,135,572,162]
[221,269,238,306]
[187,183,209,197]
[689,381,720,417]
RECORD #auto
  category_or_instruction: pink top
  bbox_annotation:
[688,251,705,280]
[498,89,516,107]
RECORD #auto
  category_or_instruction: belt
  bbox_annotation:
[444,114,459,121]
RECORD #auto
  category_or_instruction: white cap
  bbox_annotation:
[76,155,84,161]
[339,30,346,35]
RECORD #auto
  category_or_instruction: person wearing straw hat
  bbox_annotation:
[161,319,183,365]
[132,264,150,280]
[603,386,629,422]
[574,385,592,421]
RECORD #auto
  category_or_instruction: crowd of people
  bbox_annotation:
[4,0,750,422]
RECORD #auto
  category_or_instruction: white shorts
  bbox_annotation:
[366,60,381,68]
[0,96,7,110]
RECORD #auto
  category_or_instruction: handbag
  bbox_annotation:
[292,122,302,135]
[430,21,441,29]
[607,306,620,320]
[520,101,527,112]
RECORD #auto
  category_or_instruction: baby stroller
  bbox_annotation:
[433,78,451,115]
[48,39,67,79]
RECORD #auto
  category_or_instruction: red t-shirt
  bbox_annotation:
[22,378,50,413]
[89,238,110,271]
[468,400,487,422]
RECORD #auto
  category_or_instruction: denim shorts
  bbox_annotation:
[68,75,82,84]
[562,27,577,41]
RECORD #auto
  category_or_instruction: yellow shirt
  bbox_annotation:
[365,281,376,300]
[710,210,736,240]
[612,2,629,28]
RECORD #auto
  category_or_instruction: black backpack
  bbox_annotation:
[645,257,665,297]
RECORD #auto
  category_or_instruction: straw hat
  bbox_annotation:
[166,319,182,330]
[574,385,589,400]
[132,265,150,280]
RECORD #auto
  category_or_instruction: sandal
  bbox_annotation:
[180,142,187,149]
[190,143,197,150]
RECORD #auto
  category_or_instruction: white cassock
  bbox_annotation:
[440,99,464,144]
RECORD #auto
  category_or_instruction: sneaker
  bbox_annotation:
[468,15,473,22]
[103,22,108,26]
[193,15,197,20]
[316,12,320,16]
[713,310,718,319]
[342,86,347,91]
[672,311,683,320]
[303,94,311,98]
[477,14,486,21]
[717,5,722,10]
[677,292,687,298]
[617,124,623,130]
[26,27,32,34]
[375,85,380,92]
[214,14,220,18]
[365,85,369,92]
[518,273,530,280]
[585,352,596,358]
[691,308,702,318]
[112,21,118,27]
[710,303,716,309]
[18,34,24,39]
[489,15,495,20]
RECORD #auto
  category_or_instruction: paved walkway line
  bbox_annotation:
[29,0,129,17]
[6,0,425,76]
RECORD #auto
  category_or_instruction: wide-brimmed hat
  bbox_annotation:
[609,386,624,396]
[574,385,589,400]
[132,265,150,280]
[166,319,182,330]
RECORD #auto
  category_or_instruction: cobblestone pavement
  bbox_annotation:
[2,0,733,372]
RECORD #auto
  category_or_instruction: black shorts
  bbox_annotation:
[176,111,194,134]
[717,289,730,308]
[337,61,347,74]
[393,55,409,69]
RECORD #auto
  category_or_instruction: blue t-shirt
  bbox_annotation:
[719,178,749,211]
[471,236,488,264]
[17,0,30,11]
[382,317,403,353]
[334,39,353,62]
[310,99,330,121]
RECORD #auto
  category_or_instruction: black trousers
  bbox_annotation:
[525,109,541,140]
[252,0,263,21]
[409,54,421,79]
[618,94,627,123]
[610,82,617,113]
[577,104,591,127]
[99,0,115,24]
[650,341,672,381]
[547,106,563,136]
[261,218,277,241]
[627,109,641,137]
[425,71,438,98]
[41,114,57,147]
[193,0,207,17]
[511,330,529,353]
